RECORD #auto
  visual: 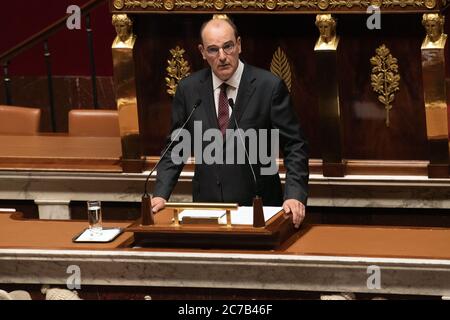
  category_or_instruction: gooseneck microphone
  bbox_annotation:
[141,99,202,225]
[228,98,265,227]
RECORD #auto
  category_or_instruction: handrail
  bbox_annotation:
[0,0,106,64]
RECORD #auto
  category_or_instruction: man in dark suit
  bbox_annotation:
[152,16,309,227]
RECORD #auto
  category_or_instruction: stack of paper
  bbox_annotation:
[178,206,282,225]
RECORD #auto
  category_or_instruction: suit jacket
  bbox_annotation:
[154,63,309,206]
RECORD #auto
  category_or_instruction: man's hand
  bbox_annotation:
[283,199,306,228]
[151,197,167,213]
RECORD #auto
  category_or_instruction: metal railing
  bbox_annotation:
[0,0,106,131]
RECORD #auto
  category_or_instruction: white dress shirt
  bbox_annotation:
[211,60,244,117]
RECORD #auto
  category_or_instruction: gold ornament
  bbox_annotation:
[424,0,436,8]
[270,47,292,92]
[114,0,125,9]
[165,46,191,97]
[370,44,401,127]
[214,0,225,9]
[370,0,382,7]
[164,0,175,10]
[318,0,330,10]
[265,0,277,10]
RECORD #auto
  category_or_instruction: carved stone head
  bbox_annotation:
[422,13,445,43]
[112,14,133,43]
[315,14,336,44]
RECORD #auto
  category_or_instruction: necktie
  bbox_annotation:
[217,83,229,135]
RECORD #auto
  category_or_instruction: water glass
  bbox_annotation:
[87,200,102,235]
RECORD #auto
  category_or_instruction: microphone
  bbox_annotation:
[141,98,202,225]
[228,98,265,228]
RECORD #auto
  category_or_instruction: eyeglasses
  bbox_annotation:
[204,42,235,57]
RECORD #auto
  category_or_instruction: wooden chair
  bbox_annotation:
[0,105,41,135]
[68,109,120,137]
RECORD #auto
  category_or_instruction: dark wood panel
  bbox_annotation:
[338,14,428,160]
[133,14,432,162]
[134,14,322,156]
[234,14,321,158]
[134,14,208,156]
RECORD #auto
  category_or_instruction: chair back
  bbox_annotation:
[0,105,41,135]
[68,109,120,137]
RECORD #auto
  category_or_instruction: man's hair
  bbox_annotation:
[315,14,336,27]
[200,15,239,43]
[112,14,133,27]
[422,13,445,27]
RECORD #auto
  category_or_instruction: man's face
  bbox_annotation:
[424,20,441,42]
[115,22,130,42]
[318,21,333,43]
[199,20,241,81]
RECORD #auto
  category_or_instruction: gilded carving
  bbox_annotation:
[421,13,448,122]
[119,0,430,10]
[370,45,400,127]
[111,14,142,161]
[314,14,339,50]
[164,0,175,9]
[293,0,302,7]
[175,0,214,7]
[265,0,277,9]
[114,0,125,9]
[318,0,330,9]
[328,0,368,8]
[270,47,292,92]
[421,13,447,48]
[214,0,226,9]
[124,0,163,9]
[381,0,424,7]
[225,0,265,8]
[165,46,191,97]
[112,14,136,48]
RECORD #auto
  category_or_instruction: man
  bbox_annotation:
[151,16,309,228]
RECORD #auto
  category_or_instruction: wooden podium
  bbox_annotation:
[126,203,297,250]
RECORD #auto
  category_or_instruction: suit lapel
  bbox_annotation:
[228,64,256,131]
[199,70,219,131]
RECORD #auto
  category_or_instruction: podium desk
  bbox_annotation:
[1,210,450,298]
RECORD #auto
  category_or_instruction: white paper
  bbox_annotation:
[75,228,122,242]
[178,210,226,220]
[219,206,282,225]
[179,206,282,225]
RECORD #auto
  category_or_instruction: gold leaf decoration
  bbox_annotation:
[124,0,164,8]
[165,46,191,97]
[370,44,400,127]
[270,47,292,92]
[120,0,426,10]
[114,0,125,9]
[175,0,215,7]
